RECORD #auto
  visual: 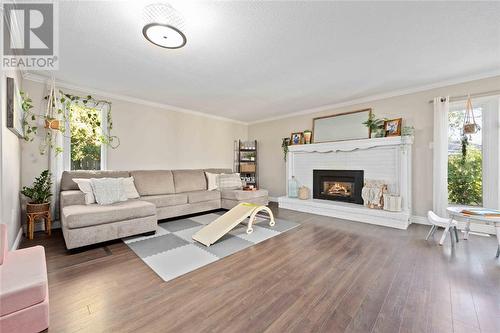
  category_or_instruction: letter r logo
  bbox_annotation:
[3,3,53,56]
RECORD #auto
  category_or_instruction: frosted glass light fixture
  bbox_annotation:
[142,3,186,49]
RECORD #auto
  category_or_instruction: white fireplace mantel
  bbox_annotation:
[280,136,414,229]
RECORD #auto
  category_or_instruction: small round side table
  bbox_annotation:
[26,210,52,240]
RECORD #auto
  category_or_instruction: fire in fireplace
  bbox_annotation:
[323,181,353,198]
[313,170,364,204]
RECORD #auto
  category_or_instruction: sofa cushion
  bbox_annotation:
[173,170,207,193]
[0,245,47,316]
[62,200,156,229]
[220,189,268,201]
[204,168,232,174]
[187,190,221,203]
[140,194,188,207]
[130,170,175,196]
[61,170,130,191]
[60,190,86,208]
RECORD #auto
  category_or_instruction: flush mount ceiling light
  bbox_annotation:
[142,3,186,49]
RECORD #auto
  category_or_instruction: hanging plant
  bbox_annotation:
[281,137,290,161]
[22,86,120,155]
[463,95,479,135]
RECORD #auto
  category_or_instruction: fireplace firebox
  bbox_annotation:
[313,170,364,204]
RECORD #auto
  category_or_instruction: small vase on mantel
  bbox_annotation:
[288,176,299,198]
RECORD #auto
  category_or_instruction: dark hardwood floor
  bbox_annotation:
[21,204,500,333]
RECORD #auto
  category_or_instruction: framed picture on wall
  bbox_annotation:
[290,132,303,145]
[312,109,371,143]
[6,77,24,138]
[384,118,402,137]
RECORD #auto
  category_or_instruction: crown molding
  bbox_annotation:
[248,69,500,125]
[23,69,500,127]
[22,72,248,125]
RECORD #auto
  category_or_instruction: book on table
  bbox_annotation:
[460,208,500,217]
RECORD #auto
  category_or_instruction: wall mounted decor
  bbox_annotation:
[313,109,371,143]
[6,77,24,138]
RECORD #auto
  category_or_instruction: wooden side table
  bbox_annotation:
[26,210,52,240]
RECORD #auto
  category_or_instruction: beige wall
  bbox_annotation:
[21,79,248,188]
[248,76,500,218]
[1,69,23,248]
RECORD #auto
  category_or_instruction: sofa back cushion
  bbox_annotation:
[172,170,207,193]
[204,168,233,174]
[61,170,130,191]
[131,170,175,196]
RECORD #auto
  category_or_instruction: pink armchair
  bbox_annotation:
[0,224,49,333]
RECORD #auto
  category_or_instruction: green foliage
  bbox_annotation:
[448,147,482,206]
[70,104,102,169]
[281,137,290,161]
[20,91,38,142]
[362,113,385,136]
[21,170,52,204]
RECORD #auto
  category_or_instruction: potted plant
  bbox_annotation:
[21,170,53,214]
[44,117,60,130]
[362,113,385,138]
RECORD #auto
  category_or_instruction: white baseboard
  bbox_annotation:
[411,215,496,235]
[11,227,23,250]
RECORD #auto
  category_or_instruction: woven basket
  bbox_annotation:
[26,202,50,214]
[240,163,256,173]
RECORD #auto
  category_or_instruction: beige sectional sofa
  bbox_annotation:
[60,169,268,249]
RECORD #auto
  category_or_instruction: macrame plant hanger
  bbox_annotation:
[463,94,478,135]
[44,76,60,130]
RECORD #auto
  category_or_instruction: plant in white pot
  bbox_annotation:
[21,170,53,214]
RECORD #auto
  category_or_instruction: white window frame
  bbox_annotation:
[63,102,108,171]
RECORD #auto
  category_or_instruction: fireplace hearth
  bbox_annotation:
[313,170,364,204]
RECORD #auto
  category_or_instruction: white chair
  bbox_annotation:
[426,211,459,246]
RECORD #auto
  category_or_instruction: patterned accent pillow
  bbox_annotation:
[217,173,243,190]
[90,178,128,205]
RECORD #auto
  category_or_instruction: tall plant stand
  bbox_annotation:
[26,210,52,240]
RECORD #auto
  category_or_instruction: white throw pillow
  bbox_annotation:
[91,178,128,205]
[217,173,243,190]
[73,178,96,204]
[121,177,140,199]
[205,172,220,191]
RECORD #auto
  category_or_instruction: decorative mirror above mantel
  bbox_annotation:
[312,108,371,143]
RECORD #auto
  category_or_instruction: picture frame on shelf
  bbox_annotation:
[290,132,303,145]
[384,118,402,137]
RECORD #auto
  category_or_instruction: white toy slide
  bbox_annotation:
[192,203,275,247]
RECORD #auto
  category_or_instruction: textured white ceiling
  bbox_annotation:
[34,0,500,122]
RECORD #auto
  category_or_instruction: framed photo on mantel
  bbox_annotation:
[312,108,371,143]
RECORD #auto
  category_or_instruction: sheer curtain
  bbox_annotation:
[47,86,66,221]
[433,96,449,217]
